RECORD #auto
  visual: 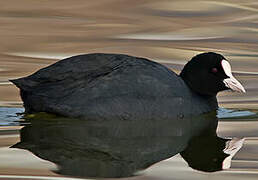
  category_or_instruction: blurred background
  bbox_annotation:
[1,1,258,179]
[1,0,258,109]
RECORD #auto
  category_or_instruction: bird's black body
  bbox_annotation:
[11,53,218,120]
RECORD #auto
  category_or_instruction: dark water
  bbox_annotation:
[0,107,257,180]
[1,0,258,179]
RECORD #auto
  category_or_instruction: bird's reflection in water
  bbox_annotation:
[12,111,244,178]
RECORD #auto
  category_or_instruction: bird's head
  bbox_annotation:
[180,52,245,96]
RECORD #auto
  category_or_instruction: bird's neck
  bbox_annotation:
[203,95,218,110]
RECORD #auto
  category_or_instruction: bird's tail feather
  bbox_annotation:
[9,78,37,90]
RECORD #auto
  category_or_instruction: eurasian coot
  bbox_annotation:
[10,52,246,177]
[10,52,245,119]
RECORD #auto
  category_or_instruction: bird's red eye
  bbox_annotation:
[212,68,218,73]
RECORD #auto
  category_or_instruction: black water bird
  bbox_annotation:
[10,52,246,177]
[10,52,245,120]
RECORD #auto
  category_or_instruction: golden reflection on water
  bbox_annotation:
[0,0,258,179]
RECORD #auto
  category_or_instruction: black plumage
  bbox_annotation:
[10,52,245,177]
[10,52,227,120]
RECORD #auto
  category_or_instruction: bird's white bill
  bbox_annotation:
[222,138,245,170]
[221,60,246,93]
